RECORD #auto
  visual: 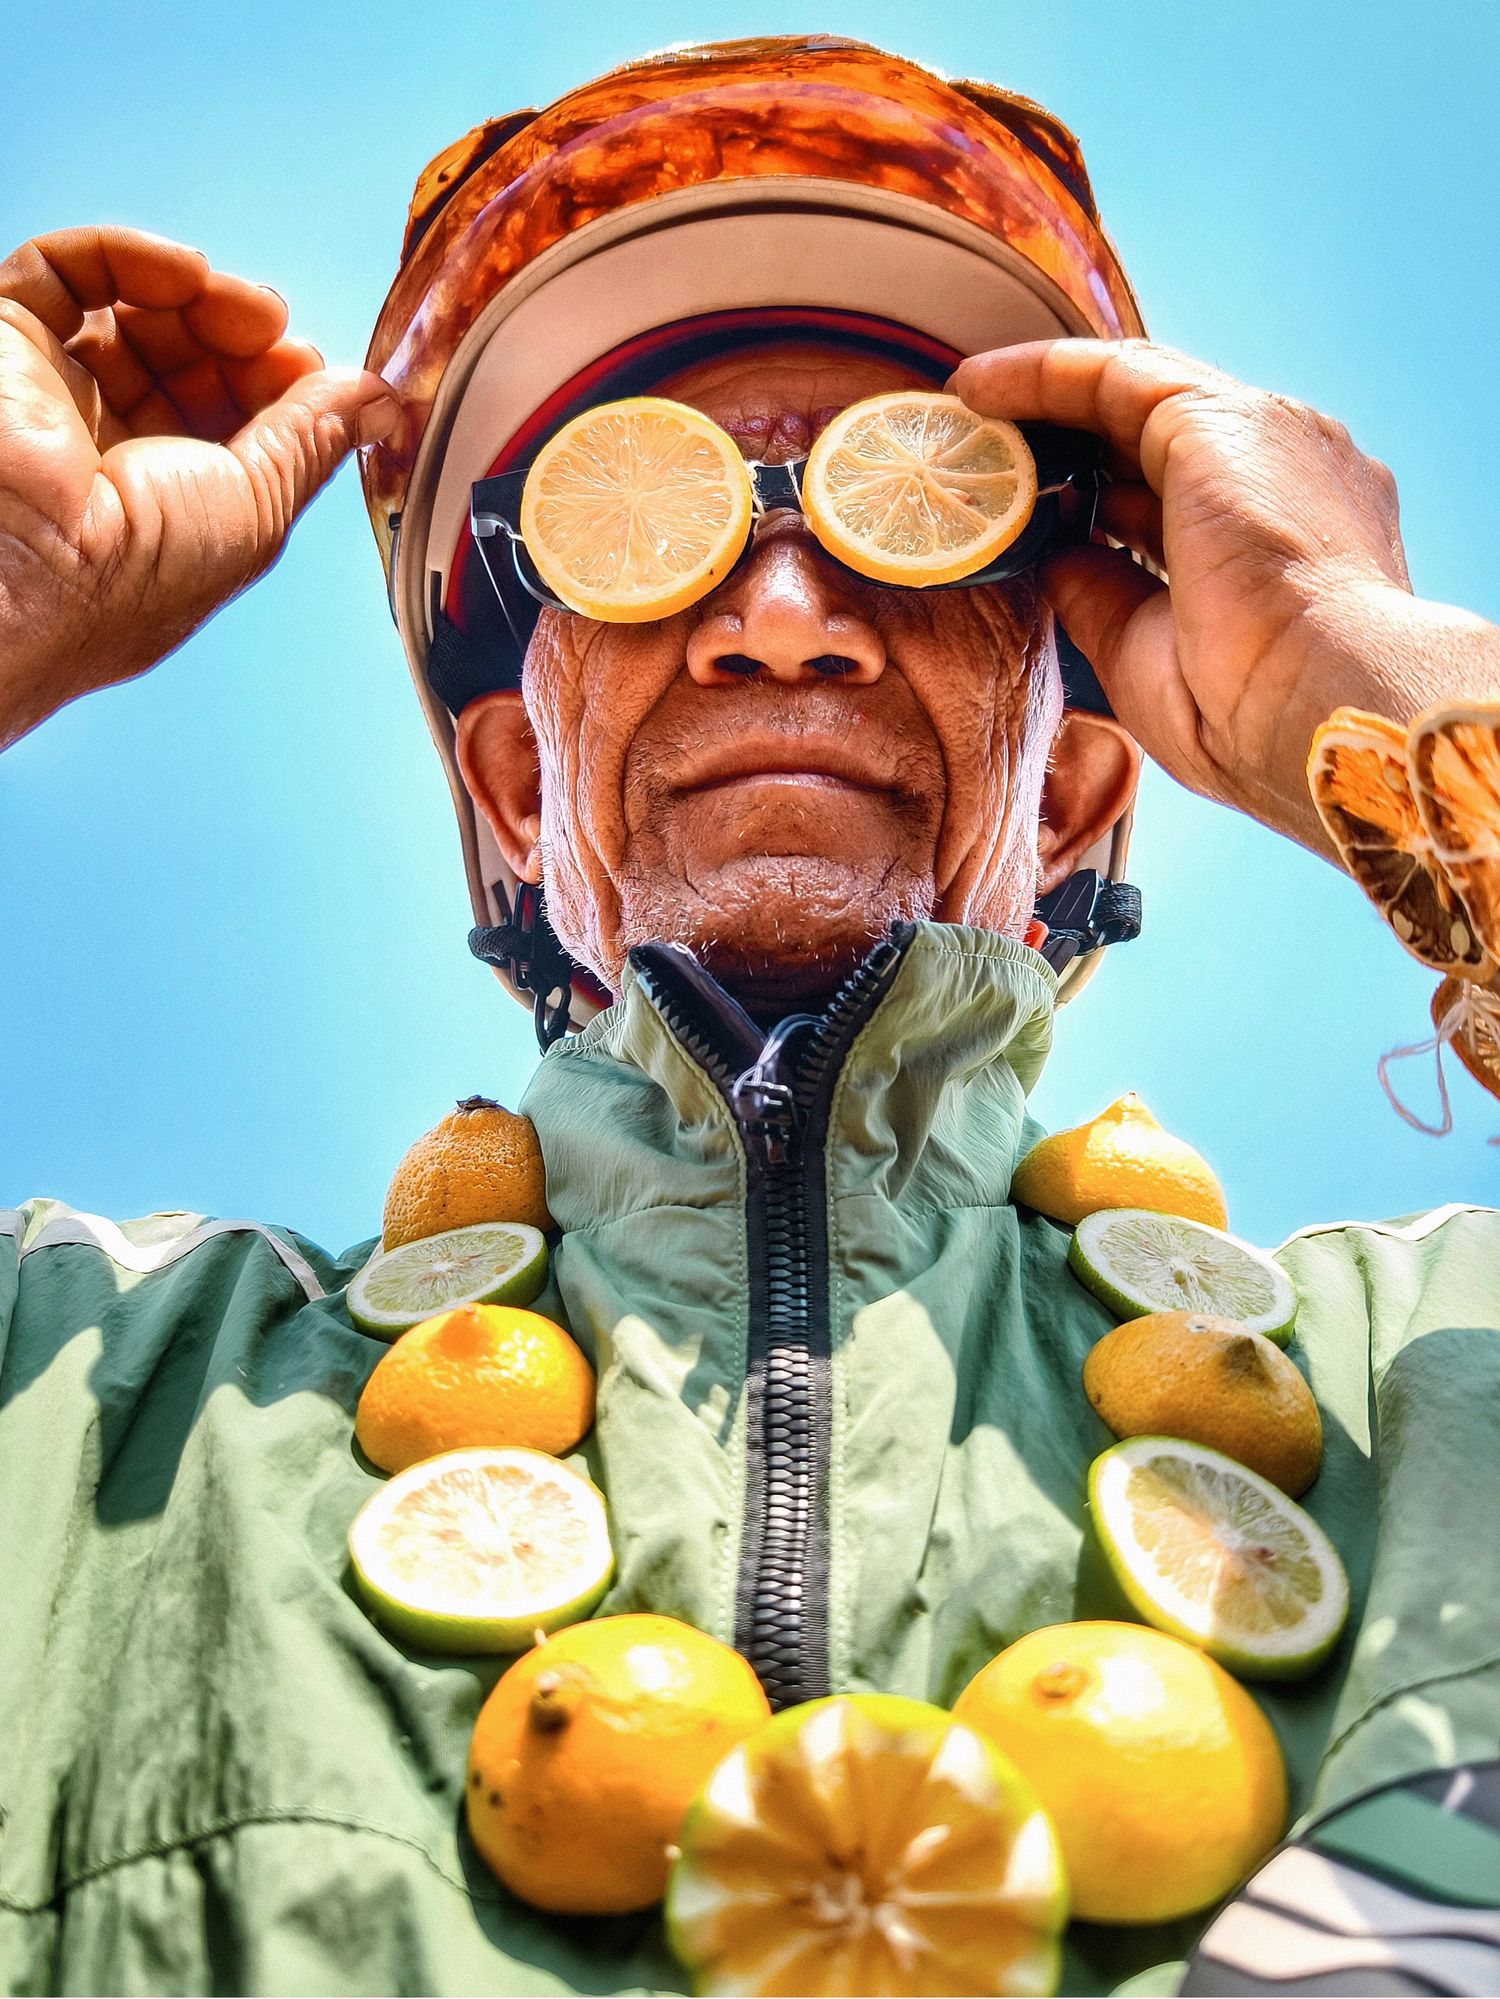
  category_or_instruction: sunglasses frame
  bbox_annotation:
[469,418,1102,626]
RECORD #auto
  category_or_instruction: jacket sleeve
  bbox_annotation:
[1277,1204,1500,1819]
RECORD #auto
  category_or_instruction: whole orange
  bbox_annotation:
[467,1614,772,1914]
[355,1303,594,1475]
[382,1096,553,1248]
[1083,1311,1322,1495]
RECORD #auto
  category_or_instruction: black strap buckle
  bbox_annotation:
[469,881,576,1050]
[1036,868,1143,974]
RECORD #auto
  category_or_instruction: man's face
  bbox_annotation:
[459,341,1124,1011]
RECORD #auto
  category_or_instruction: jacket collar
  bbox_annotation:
[525,923,1057,1224]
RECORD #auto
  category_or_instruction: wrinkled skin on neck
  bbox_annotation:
[513,344,1059,1015]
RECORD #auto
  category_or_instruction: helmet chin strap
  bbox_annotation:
[470,868,1144,1053]
[469,882,577,1051]
[1035,869,1144,973]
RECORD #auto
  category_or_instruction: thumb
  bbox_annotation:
[1039,543,1165,706]
[228,366,398,554]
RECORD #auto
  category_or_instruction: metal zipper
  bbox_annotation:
[630,928,912,1707]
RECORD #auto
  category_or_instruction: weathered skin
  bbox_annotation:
[453,342,1134,1013]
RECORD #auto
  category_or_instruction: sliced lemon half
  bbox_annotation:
[802,390,1038,586]
[520,396,754,621]
[666,1693,1066,1997]
[1090,1436,1350,1680]
[348,1446,613,1654]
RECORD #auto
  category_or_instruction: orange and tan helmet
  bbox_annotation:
[359,35,1146,1042]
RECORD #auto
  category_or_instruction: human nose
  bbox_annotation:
[684,513,886,686]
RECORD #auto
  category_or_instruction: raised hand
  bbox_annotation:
[951,340,1496,854]
[0,226,396,748]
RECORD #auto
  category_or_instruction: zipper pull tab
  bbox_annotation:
[731,1011,816,1167]
[730,1076,799,1167]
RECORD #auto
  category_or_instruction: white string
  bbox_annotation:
[1378,983,1500,1143]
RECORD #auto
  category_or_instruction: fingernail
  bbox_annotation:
[355,394,399,445]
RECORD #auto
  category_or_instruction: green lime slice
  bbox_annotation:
[1069,1208,1297,1344]
[1090,1436,1349,1680]
[667,1693,1066,1998]
[349,1446,613,1654]
[347,1222,548,1339]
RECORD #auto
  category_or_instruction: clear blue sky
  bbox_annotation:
[4,0,1497,1254]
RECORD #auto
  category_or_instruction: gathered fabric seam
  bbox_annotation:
[0,1807,510,1915]
[1322,1644,1500,1766]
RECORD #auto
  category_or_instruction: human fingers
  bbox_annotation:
[13,233,292,434]
[63,310,155,423]
[0,295,111,442]
[71,328,318,446]
[227,366,397,551]
[182,274,288,357]
[950,339,1239,479]
[72,291,258,421]
[170,336,321,439]
[1038,542,1167,713]
[0,227,211,342]
[1094,480,1166,571]
[223,340,324,417]
[111,283,283,380]
[159,359,242,439]
[67,318,234,441]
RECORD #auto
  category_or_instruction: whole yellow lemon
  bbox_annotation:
[1011,1093,1228,1229]
[954,1620,1285,1925]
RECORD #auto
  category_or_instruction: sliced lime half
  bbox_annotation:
[1090,1436,1349,1680]
[348,1221,547,1339]
[349,1446,613,1654]
[1069,1208,1297,1344]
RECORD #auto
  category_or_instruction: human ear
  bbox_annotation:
[454,690,543,885]
[1037,710,1142,894]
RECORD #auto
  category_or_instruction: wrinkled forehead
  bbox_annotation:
[653,339,937,464]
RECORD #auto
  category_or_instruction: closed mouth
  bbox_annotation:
[673,736,903,799]
[690,767,894,797]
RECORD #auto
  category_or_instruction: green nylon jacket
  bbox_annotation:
[3,922,1499,1997]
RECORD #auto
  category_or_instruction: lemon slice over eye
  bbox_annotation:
[519,396,754,622]
[802,390,1038,586]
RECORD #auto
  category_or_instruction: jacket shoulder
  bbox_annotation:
[1277,1200,1499,1251]
[1,1198,372,1302]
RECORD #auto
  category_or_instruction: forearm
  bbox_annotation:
[1254,583,1500,859]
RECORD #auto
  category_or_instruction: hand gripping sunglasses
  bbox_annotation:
[469,398,1102,626]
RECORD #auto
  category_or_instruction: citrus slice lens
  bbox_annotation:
[802,390,1038,586]
[666,1693,1067,1998]
[349,1446,613,1654]
[348,1221,548,1340]
[1069,1209,1297,1345]
[520,396,754,621]
[1090,1437,1350,1680]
